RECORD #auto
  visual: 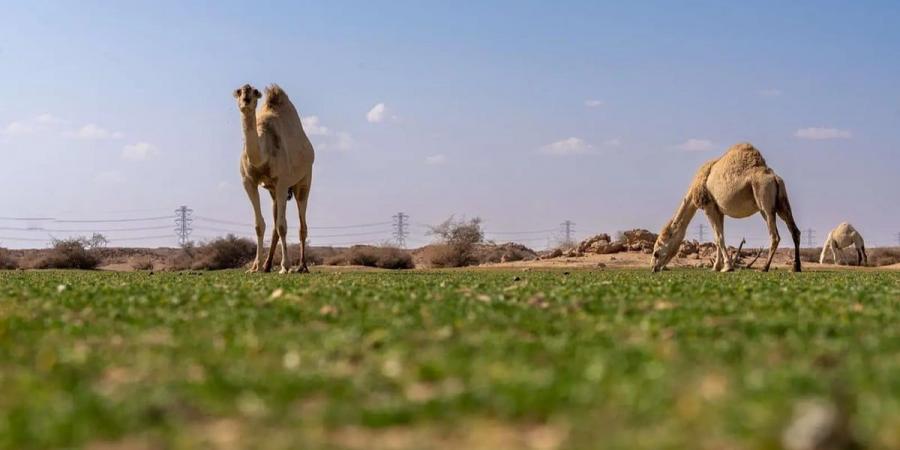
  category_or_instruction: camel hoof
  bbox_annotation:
[245,268,258,274]
[278,267,289,274]
[261,264,273,273]
[720,267,734,273]
[296,265,310,274]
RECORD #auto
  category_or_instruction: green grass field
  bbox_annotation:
[1,269,898,449]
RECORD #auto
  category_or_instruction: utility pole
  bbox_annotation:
[805,228,815,248]
[697,223,705,242]
[392,212,409,248]
[561,220,575,246]
[174,206,193,246]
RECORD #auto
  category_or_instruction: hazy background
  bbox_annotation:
[2,0,898,249]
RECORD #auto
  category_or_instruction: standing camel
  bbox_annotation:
[650,142,802,273]
[234,84,315,273]
[820,222,867,266]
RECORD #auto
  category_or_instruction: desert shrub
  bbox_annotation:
[799,248,821,263]
[870,247,900,267]
[324,246,414,269]
[0,247,18,269]
[191,235,256,270]
[33,238,101,270]
[427,217,484,268]
[130,256,154,271]
[370,246,414,269]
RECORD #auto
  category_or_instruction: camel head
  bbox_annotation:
[651,220,685,272]
[233,84,261,114]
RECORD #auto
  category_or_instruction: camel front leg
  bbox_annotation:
[262,191,280,272]
[242,179,265,272]
[819,238,830,264]
[704,207,732,272]
[274,185,291,274]
[293,180,312,273]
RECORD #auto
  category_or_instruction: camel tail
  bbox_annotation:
[775,176,802,272]
[287,187,294,201]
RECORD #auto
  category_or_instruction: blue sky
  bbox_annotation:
[2,0,899,249]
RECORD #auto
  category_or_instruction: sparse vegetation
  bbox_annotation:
[324,245,414,269]
[427,217,484,267]
[0,247,17,269]
[129,256,154,271]
[167,235,256,270]
[31,237,101,270]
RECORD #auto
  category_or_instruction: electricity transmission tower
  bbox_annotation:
[561,220,575,246]
[174,206,193,246]
[805,228,816,248]
[697,223,705,242]
[392,212,409,247]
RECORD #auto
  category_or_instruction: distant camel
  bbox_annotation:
[820,222,867,266]
[234,84,315,274]
[651,142,802,273]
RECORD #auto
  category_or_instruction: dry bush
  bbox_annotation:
[167,236,256,271]
[324,245,414,270]
[870,247,900,267]
[0,247,18,269]
[32,238,101,270]
[426,217,484,268]
[191,235,255,270]
[130,256,154,271]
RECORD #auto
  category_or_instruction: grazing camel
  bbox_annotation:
[234,84,315,274]
[650,142,802,273]
[820,222,867,266]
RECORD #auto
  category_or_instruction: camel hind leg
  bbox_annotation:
[774,176,802,272]
[292,176,312,273]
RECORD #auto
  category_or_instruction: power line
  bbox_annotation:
[697,223,705,242]
[805,228,815,248]
[393,212,409,248]
[193,216,392,230]
[175,206,193,246]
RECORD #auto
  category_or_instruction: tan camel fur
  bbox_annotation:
[234,84,315,274]
[650,143,802,273]
[820,222,867,266]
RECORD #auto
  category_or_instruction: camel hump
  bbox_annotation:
[722,142,768,168]
[264,84,290,110]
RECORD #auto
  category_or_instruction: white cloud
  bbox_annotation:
[67,123,124,140]
[94,170,125,185]
[425,154,447,165]
[539,137,593,156]
[675,138,714,152]
[366,103,387,123]
[794,127,852,140]
[334,131,354,151]
[758,88,782,97]
[121,142,159,161]
[604,138,622,147]
[1,113,68,136]
[301,115,330,136]
[584,99,605,107]
[1,121,35,136]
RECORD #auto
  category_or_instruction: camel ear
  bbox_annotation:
[233,89,241,98]
[253,89,261,99]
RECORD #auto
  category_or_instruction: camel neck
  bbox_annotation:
[240,111,264,167]
[671,196,699,237]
